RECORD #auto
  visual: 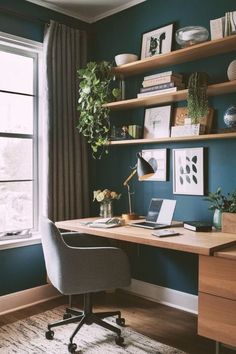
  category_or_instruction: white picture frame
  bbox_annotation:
[141,149,167,181]
[141,23,173,59]
[172,147,204,195]
[144,105,171,139]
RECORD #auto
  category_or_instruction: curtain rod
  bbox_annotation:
[0,6,48,25]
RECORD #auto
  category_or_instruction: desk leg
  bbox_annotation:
[215,341,221,354]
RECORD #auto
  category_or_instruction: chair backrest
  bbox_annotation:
[40,217,68,292]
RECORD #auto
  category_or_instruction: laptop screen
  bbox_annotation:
[145,198,176,224]
[146,199,163,222]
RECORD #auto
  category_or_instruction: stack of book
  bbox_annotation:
[137,71,185,98]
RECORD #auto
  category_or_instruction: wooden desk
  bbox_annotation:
[56,217,236,351]
[56,217,236,256]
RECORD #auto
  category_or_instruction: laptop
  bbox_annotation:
[129,198,176,229]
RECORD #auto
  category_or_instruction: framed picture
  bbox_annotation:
[172,147,204,195]
[172,107,214,133]
[141,23,173,59]
[142,149,167,181]
[144,105,172,139]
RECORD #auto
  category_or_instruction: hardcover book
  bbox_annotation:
[184,221,212,232]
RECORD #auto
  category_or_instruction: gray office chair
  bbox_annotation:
[40,217,131,353]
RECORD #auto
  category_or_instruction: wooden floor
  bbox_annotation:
[0,291,234,354]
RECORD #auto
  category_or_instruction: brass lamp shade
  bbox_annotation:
[136,153,155,180]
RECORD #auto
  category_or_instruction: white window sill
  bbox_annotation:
[0,233,41,250]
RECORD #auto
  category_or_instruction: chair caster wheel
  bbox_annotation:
[45,330,54,340]
[116,317,125,326]
[63,313,72,320]
[115,336,124,346]
[68,342,77,353]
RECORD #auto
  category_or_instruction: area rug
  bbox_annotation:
[0,306,187,353]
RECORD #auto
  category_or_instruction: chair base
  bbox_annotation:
[45,294,125,353]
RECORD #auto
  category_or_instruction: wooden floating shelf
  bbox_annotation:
[104,80,236,111]
[113,35,236,77]
[107,132,236,146]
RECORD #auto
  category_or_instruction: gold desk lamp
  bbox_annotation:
[122,153,155,221]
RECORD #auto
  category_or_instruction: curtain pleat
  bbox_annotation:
[44,20,89,222]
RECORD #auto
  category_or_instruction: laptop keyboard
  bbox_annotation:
[137,222,166,228]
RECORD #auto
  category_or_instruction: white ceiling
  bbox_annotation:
[25,0,146,23]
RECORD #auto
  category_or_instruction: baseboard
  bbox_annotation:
[0,284,61,315]
[125,279,198,314]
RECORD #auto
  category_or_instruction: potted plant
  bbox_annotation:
[187,72,209,124]
[77,61,120,159]
[204,187,236,230]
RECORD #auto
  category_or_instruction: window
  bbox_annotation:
[0,33,42,233]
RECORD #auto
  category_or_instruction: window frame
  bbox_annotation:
[0,32,42,234]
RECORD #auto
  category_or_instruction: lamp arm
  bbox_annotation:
[123,168,137,186]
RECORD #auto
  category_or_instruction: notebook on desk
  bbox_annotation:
[129,198,176,229]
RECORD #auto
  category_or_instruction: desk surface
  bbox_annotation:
[56,217,236,256]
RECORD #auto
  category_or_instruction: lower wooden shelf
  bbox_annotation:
[107,132,236,146]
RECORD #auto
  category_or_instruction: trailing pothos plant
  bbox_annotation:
[77,61,120,159]
[187,72,209,124]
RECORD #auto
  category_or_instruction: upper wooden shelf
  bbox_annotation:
[113,35,236,77]
[104,80,236,110]
[107,132,236,146]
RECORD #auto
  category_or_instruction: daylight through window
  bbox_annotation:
[0,39,40,233]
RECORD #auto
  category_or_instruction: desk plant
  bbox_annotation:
[204,187,236,229]
[77,61,120,159]
[187,72,209,124]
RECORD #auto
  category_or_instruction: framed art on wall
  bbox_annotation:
[141,23,173,59]
[141,149,167,181]
[172,147,204,195]
[144,105,172,139]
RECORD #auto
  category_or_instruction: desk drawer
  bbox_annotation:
[198,292,236,347]
[199,255,236,300]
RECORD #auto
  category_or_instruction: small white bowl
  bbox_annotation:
[115,53,138,66]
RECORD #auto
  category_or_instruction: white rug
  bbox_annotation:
[0,306,187,353]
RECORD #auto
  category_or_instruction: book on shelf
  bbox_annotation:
[210,16,225,40]
[225,11,236,36]
[143,71,182,81]
[137,86,182,98]
[141,82,185,93]
[142,75,183,87]
[184,221,212,232]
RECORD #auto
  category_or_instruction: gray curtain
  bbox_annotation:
[44,20,89,222]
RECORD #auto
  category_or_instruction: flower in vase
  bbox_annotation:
[93,189,121,203]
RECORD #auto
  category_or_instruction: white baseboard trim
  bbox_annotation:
[125,279,198,314]
[0,284,61,315]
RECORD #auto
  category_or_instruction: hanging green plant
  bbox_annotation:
[77,61,120,159]
[187,72,209,124]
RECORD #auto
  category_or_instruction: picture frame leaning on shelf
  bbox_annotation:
[143,105,172,139]
[141,23,173,59]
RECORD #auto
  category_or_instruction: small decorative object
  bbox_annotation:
[187,72,209,124]
[173,147,204,195]
[141,24,173,59]
[223,105,236,128]
[114,53,138,66]
[77,61,121,159]
[144,105,172,138]
[204,187,236,230]
[93,189,121,218]
[175,26,209,47]
[172,106,214,133]
[141,149,167,181]
[227,60,236,81]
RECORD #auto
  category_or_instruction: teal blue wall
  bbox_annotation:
[90,0,236,295]
[0,0,88,296]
